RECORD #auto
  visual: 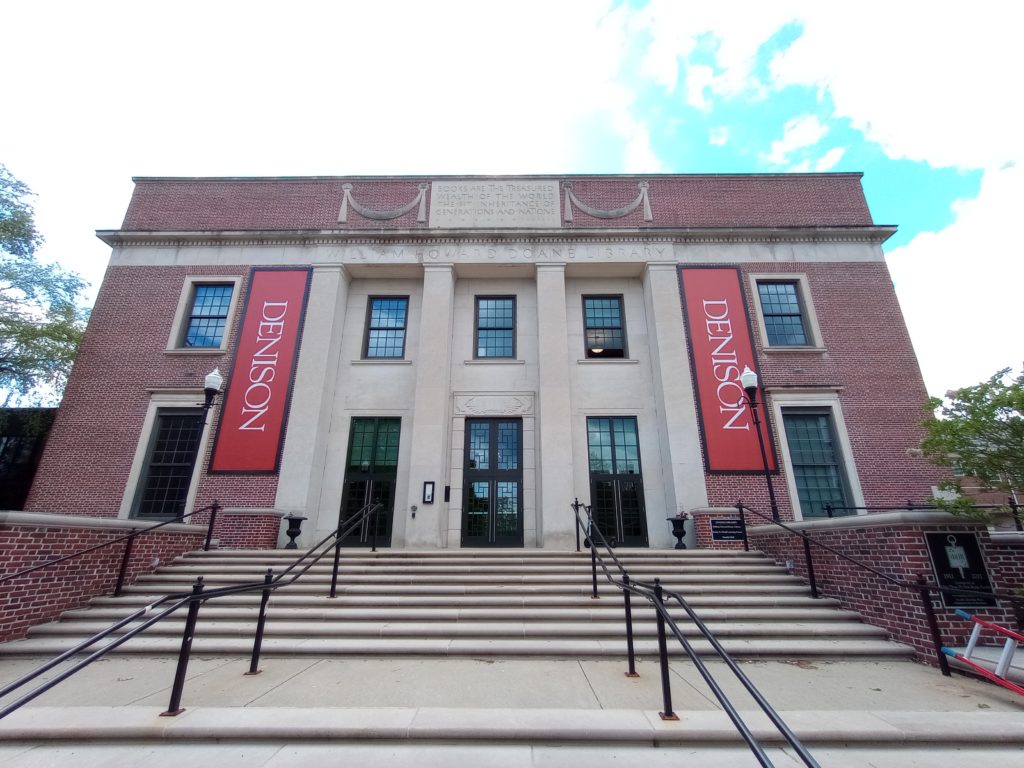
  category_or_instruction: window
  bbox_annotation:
[475,297,515,358]
[782,410,851,517]
[167,277,241,352]
[133,409,203,517]
[757,281,809,346]
[583,296,626,358]
[364,297,409,359]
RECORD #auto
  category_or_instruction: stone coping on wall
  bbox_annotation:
[745,509,986,536]
[219,507,288,518]
[0,511,207,535]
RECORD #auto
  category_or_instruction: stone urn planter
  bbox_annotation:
[666,513,690,549]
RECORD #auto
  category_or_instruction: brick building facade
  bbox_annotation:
[25,173,945,550]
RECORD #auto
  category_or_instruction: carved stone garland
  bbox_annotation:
[563,181,652,222]
[338,182,429,223]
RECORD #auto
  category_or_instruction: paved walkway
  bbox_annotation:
[1,656,1021,767]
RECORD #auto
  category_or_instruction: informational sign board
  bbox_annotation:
[924,532,996,608]
[710,518,747,542]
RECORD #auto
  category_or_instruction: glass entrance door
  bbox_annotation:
[339,417,400,547]
[586,417,648,547]
[462,418,523,547]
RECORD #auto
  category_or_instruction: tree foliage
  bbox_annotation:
[922,368,1024,518]
[1,164,89,405]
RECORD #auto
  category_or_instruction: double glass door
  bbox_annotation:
[339,418,399,547]
[587,417,648,547]
[462,418,523,547]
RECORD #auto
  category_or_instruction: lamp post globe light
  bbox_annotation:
[203,367,224,417]
[740,365,781,522]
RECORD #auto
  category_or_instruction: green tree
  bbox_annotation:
[922,368,1024,519]
[1,165,89,405]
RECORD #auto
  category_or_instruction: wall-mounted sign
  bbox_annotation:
[679,266,776,473]
[710,518,746,542]
[924,532,996,608]
[209,267,312,474]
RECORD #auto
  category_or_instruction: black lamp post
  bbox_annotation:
[739,365,780,522]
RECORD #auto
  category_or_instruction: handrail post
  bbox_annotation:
[588,510,599,599]
[247,569,274,675]
[622,574,638,677]
[573,497,581,553]
[653,579,678,720]
[917,573,951,677]
[736,502,749,552]
[114,534,135,597]
[162,577,205,715]
[370,503,378,553]
[803,535,819,599]
[204,501,220,551]
[330,522,343,599]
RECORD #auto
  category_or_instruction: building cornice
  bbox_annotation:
[97,225,896,248]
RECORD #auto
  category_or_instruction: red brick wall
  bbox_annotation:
[749,521,1023,661]
[26,265,279,518]
[0,520,206,642]
[700,261,945,516]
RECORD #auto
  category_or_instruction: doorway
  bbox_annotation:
[462,418,523,547]
[339,417,400,547]
[586,416,648,547]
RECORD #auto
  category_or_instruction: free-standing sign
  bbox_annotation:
[209,267,312,474]
[924,532,996,608]
[679,266,776,473]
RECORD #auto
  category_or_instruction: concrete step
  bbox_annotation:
[63,605,861,623]
[0,635,914,658]
[26,618,889,641]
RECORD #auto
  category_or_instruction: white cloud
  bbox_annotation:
[886,164,1024,394]
[763,115,828,166]
[709,127,730,146]
[684,64,716,110]
[815,147,845,171]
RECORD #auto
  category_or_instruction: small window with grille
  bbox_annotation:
[133,409,203,518]
[474,297,515,359]
[757,281,809,346]
[782,409,851,517]
[364,297,409,359]
[183,284,233,348]
[583,296,626,358]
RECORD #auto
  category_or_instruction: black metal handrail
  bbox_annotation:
[0,500,382,719]
[0,501,223,596]
[570,499,820,768]
[735,501,1024,676]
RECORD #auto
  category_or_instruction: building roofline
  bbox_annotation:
[129,172,867,183]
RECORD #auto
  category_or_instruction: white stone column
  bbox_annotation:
[535,263,575,548]
[275,265,350,540]
[642,261,708,522]
[405,264,456,548]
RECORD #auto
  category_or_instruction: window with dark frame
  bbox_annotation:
[133,409,203,518]
[184,284,233,348]
[475,297,515,358]
[782,409,851,517]
[757,281,809,346]
[583,296,626,358]
[364,297,409,359]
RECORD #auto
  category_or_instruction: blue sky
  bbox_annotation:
[2,0,1021,396]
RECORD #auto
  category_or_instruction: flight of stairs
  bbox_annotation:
[1,548,912,659]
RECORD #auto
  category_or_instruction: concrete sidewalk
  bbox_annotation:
[1,656,1022,768]
[1,655,1020,712]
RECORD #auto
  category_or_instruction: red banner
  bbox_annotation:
[210,268,311,473]
[679,266,776,473]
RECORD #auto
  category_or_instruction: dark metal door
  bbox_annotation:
[462,418,523,547]
[586,417,648,547]
[339,417,400,546]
